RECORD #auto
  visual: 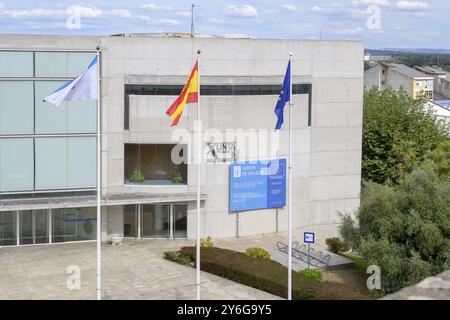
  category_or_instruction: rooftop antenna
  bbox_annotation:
[191,4,195,37]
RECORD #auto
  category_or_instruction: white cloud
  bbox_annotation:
[281,4,297,12]
[0,7,65,18]
[140,4,173,11]
[310,4,368,19]
[352,0,391,6]
[395,1,431,10]
[225,5,258,17]
[66,5,102,18]
[108,9,132,18]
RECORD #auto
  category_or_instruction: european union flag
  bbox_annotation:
[274,61,291,130]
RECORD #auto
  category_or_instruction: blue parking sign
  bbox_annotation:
[304,232,315,244]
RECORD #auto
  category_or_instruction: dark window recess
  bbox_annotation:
[124,84,313,129]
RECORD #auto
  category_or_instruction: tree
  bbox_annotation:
[340,166,450,294]
[425,140,450,181]
[362,87,448,184]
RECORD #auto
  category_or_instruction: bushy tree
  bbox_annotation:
[425,140,450,181]
[340,166,450,294]
[362,87,448,184]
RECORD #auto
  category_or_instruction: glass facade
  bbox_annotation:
[142,204,170,238]
[0,211,16,246]
[0,51,97,193]
[52,207,97,243]
[0,208,96,246]
[123,204,188,240]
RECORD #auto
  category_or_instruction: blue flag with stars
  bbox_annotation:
[274,61,291,130]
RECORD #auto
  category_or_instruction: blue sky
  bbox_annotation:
[0,0,448,49]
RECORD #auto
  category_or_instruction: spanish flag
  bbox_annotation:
[166,60,199,126]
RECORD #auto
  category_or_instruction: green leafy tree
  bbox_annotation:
[425,140,450,180]
[340,167,450,294]
[362,87,448,184]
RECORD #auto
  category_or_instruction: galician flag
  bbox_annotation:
[166,60,199,126]
[44,56,98,107]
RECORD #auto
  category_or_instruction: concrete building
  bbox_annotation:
[415,66,450,99]
[365,63,434,99]
[0,34,363,247]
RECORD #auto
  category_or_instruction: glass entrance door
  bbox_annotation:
[142,204,170,238]
[173,204,187,239]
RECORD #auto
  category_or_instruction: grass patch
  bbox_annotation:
[298,269,323,284]
[165,246,369,300]
[342,253,370,275]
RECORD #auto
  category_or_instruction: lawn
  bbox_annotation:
[165,246,371,300]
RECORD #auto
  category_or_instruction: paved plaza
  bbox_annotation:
[0,237,281,300]
[0,230,350,300]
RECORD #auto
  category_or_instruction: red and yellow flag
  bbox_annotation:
[166,60,199,126]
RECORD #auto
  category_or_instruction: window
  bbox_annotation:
[125,144,187,185]
[35,81,96,134]
[52,207,97,243]
[35,137,96,190]
[0,51,33,77]
[35,52,96,78]
[0,211,16,246]
[0,81,34,134]
[0,138,34,192]
[124,83,313,129]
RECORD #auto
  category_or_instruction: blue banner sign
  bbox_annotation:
[229,159,286,212]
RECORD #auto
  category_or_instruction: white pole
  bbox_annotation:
[288,52,293,300]
[96,48,102,301]
[196,49,202,300]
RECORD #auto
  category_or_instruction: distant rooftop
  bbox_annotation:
[415,66,448,76]
[110,32,251,39]
[380,62,432,78]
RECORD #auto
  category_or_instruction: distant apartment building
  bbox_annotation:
[415,66,450,99]
[365,63,434,100]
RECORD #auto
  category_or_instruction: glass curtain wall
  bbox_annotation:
[0,51,97,193]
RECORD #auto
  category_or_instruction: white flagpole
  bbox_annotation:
[288,52,293,300]
[96,48,102,301]
[196,49,202,300]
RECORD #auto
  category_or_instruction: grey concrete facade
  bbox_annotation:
[0,34,364,242]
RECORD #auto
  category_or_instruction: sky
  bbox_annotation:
[0,0,448,49]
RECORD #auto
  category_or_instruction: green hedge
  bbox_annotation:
[170,246,367,300]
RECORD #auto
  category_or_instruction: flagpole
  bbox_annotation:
[196,49,202,300]
[288,52,293,301]
[96,48,102,301]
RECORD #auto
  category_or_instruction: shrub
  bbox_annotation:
[163,251,192,266]
[171,246,368,300]
[245,247,271,260]
[129,168,145,183]
[200,236,214,248]
[171,165,183,184]
[340,166,450,294]
[325,237,349,254]
[298,269,323,284]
